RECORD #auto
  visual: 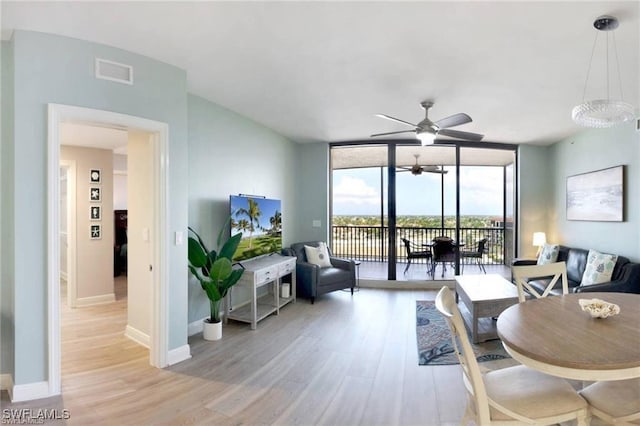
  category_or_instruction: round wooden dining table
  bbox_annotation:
[497,292,640,381]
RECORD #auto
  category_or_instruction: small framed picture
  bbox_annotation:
[90,169,101,184]
[90,205,101,221]
[90,187,101,202]
[90,225,101,239]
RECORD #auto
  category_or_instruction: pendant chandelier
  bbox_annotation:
[572,15,635,128]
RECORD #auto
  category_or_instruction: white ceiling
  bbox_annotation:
[3,1,639,146]
[60,122,129,154]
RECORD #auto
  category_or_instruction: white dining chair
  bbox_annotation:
[579,378,640,424]
[435,286,589,425]
[512,261,569,303]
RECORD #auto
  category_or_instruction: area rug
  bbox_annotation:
[416,300,510,365]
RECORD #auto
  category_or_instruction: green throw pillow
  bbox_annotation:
[581,249,617,286]
[537,244,559,265]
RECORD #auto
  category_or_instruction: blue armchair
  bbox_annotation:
[282,241,356,304]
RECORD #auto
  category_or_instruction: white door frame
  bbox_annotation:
[47,104,169,396]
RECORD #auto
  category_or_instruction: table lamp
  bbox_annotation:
[533,232,546,256]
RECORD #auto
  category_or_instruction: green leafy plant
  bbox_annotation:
[188,222,244,324]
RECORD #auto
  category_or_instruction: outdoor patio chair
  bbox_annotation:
[435,286,589,425]
[431,238,456,278]
[461,237,488,274]
[401,238,432,274]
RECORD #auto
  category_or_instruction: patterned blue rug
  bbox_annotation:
[416,300,510,365]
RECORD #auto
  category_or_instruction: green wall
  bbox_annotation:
[186,94,297,322]
[1,30,332,390]
[293,142,330,242]
[549,122,640,260]
[517,144,552,258]
[4,30,189,385]
[1,40,16,377]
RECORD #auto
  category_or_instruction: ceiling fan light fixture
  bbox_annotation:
[572,16,637,128]
[416,131,436,146]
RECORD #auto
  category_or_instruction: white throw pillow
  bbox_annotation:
[304,242,332,268]
[581,250,618,286]
[537,244,559,265]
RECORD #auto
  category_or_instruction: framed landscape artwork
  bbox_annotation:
[566,165,624,222]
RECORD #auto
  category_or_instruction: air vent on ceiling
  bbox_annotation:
[95,58,133,85]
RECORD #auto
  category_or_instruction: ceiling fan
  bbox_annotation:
[371,101,484,145]
[398,154,448,175]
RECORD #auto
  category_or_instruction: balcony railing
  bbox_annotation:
[331,225,505,265]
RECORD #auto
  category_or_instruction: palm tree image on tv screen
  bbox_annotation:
[230,195,282,261]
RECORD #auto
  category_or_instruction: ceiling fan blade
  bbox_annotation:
[434,113,472,129]
[370,130,415,137]
[437,128,484,141]
[375,114,418,128]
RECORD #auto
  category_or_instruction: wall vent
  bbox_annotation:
[95,58,133,85]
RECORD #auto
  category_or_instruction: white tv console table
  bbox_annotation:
[225,254,296,330]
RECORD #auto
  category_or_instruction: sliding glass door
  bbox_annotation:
[330,142,516,281]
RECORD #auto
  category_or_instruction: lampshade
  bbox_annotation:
[572,16,636,128]
[532,232,546,247]
[416,131,436,146]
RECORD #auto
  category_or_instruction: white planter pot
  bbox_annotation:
[203,319,222,341]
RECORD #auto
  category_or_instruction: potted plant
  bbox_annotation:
[188,222,244,341]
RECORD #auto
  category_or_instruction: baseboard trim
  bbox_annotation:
[188,316,208,337]
[125,325,150,348]
[167,344,191,366]
[11,380,51,402]
[359,279,455,290]
[75,293,116,306]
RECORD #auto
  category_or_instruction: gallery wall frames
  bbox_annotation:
[90,169,101,184]
[566,165,624,222]
[90,169,102,238]
[90,224,101,239]
[90,205,101,221]
[90,187,101,202]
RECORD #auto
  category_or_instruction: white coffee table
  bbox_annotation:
[454,274,520,343]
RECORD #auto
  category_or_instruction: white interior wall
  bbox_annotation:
[59,167,68,278]
[113,153,128,210]
[126,131,152,343]
[60,146,114,303]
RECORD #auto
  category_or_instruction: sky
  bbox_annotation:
[333,166,505,216]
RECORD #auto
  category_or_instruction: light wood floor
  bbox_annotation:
[2,279,523,425]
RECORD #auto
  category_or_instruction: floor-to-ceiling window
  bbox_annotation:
[330,141,516,281]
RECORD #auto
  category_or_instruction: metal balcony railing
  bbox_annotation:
[331,225,505,265]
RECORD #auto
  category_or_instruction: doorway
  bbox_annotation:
[47,104,170,396]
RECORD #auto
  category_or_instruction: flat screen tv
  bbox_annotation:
[230,195,282,262]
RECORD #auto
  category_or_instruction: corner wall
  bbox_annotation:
[549,122,640,260]
[517,144,552,258]
[186,94,297,323]
[292,142,330,243]
[1,39,16,380]
[7,30,188,386]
